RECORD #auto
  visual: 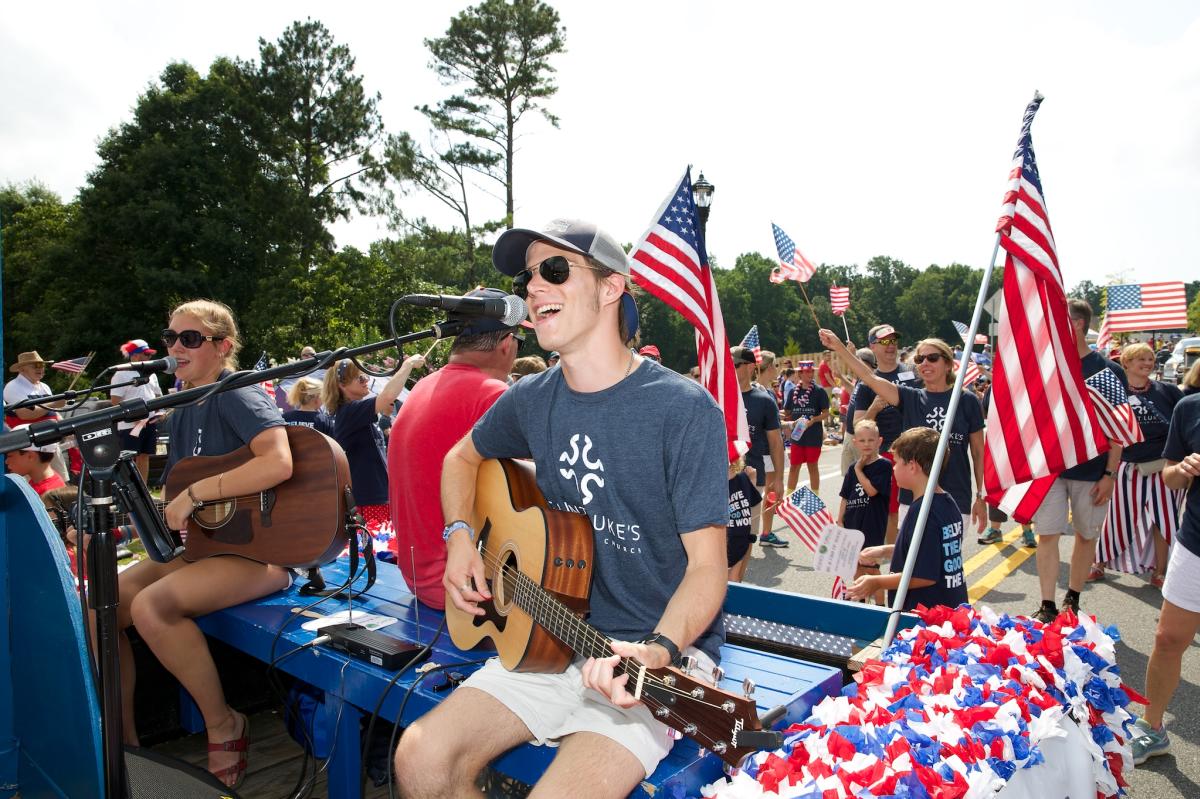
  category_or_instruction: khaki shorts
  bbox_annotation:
[462,650,716,777]
[1031,478,1108,539]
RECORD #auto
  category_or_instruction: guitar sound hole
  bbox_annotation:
[494,548,520,613]
[194,500,235,530]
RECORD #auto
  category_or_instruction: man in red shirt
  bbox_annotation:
[386,288,521,608]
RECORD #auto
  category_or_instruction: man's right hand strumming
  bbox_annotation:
[443,527,491,614]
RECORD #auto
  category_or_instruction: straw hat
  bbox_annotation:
[9,351,50,373]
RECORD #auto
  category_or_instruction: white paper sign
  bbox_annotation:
[300,610,398,632]
[812,524,865,580]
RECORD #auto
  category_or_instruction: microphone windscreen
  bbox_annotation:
[501,295,529,327]
[162,356,179,375]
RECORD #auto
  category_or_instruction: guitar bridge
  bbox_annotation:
[260,489,276,527]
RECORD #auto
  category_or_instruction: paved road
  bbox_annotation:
[741,444,1199,798]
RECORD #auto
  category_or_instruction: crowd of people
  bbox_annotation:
[5,217,1200,790]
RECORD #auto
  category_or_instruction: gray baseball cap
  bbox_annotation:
[492,218,629,277]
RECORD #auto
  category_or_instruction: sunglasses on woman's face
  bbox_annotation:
[913,353,944,364]
[512,255,605,298]
[162,329,225,348]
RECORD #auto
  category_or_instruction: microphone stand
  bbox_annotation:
[4,376,153,416]
[0,320,461,798]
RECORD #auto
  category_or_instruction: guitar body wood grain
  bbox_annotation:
[447,458,594,673]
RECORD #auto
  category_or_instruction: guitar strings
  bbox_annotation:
[475,546,735,712]
[480,550,738,752]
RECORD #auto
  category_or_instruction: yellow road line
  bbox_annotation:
[963,528,1021,577]
[969,543,1037,604]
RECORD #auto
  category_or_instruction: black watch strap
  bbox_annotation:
[640,632,682,667]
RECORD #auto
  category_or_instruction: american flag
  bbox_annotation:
[770,223,816,283]
[1103,282,1188,333]
[830,286,850,315]
[952,320,989,346]
[1096,313,1113,351]
[775,486,846,597]
[961,359,983,388]
[630,169,750,460]
[252,351,275,397]
[1085,368,1143,448]
[776,486,834,551]
[50,355,92,374]
[984,94,1113,522]
[740,325,762,364]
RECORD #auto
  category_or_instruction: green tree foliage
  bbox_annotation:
[1188,291,1200,335]
[421,0,566,224]
[1069,280,1104,314]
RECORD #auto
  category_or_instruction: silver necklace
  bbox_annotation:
[623,348,635,380]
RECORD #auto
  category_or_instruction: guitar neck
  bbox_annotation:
[500,564,620,662]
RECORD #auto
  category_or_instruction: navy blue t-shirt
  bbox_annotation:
[727,471,762,541]
[164,376,284,478]
[332,397,389,505]
[854,366,923,449]
[895,386,985,514]
[1123,381,1182,463]
[888,491,968,611]
[783,382,830,447]
[472,359,730,663]
[742,385,781,484]
[283,408,335,438]
[1061,352,1127,481]
[840,457,892,548]
[1163,394,1200,559]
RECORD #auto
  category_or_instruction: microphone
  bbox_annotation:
[113,356,179,375]
[400,294,528,328]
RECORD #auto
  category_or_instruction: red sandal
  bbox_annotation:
[207,711,249,788]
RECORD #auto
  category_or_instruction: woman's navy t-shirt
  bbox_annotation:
[283,408,335,437]
[1123,381,1182,463]
[895,386,984,514]
[333,397,388,505]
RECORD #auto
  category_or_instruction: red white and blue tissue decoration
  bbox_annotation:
[699,604,1140,799]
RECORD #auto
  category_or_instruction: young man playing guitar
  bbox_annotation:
[112,299,292,787]
[394,220,730,798]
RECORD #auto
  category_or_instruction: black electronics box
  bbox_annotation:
[321,622,430,671]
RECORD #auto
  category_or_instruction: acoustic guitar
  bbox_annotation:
[162,425,352,567]
[446,458,764,768]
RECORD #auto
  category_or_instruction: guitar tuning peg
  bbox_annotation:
[679,655,697,675]
[711,665,724,684]
[742,677,756,698]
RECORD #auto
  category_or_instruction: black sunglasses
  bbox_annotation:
[162,329,226,349]
[512,255,605,298]
[913,353,945,364]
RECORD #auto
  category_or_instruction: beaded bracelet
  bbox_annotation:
[187,484,203,511]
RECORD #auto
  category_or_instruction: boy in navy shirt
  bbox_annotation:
[837,420,892,604]
[726,457,762,581]
[847,426,968,610]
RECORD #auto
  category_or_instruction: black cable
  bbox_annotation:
[358,616,448,797]
[385,656,491,799]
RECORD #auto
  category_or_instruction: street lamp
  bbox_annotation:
[692,171,715,236]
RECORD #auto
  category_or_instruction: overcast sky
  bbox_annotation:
[3,1,1198,292]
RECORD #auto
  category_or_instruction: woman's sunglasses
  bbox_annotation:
[512,255,605,298]
[913,353,945,364]
[162,329,226,349]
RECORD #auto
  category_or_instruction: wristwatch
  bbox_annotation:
[442,519,474,543]
[640,632,683,667]
[1103,470,1116,478]
[975,491,986,500]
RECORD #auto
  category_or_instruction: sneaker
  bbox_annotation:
[1032,601,1058,624]
[759,533,789,548]
[1021,526,1037,548]
[1130,717,1170,765]
[977,527,1003,545]
[1086,564,1107,582]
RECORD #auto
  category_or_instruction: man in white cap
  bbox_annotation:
[110,339,165,480]
[396,220,729,797]
[5,440,66,496]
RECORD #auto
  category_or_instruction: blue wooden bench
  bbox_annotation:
[185,558,903,798]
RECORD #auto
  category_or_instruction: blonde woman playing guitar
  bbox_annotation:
[394,220,731,799]
[111,299,292,788]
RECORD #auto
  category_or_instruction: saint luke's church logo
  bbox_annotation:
[558,433,605,505]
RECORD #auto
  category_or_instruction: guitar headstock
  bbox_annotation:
[635,663,764,768]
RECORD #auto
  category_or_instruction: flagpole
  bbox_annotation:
[839,314,850,343]
[65,352,94,392]
[883,232,1003,647]
[796,281,822,329]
